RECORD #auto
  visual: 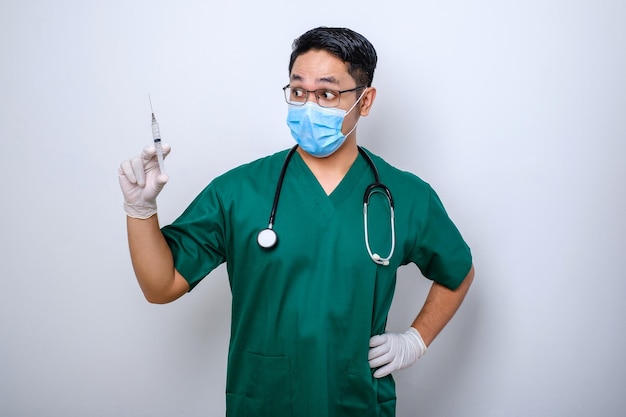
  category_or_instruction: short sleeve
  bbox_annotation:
[410,188,472,290]
[161,182,227,290]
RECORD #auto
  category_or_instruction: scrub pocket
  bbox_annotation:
[338,358,396,417]
[227,351,293,417]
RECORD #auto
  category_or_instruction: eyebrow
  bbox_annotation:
[290,74,340,86]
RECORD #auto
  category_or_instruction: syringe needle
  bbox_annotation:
[149,95,166,175]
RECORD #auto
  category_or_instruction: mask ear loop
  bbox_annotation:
[343,87,369,138]
[347,87,369,114]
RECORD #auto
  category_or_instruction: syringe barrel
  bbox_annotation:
[154,137,166,175]
[151,120,161,140]
[150,113,165,174]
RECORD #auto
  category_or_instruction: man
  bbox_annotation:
[119,26,474,417]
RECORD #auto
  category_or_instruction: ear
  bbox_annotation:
[359,87,377,116]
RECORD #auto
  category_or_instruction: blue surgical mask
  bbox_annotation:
[286,90,365,158]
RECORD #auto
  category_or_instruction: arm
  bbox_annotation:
[127,215,190,304]
[368,265,475,378]
[411,264,475,346]
[119,145,189,304]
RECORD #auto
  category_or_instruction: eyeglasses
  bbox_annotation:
[282,84,366,108]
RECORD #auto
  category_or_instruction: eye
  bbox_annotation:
[319,90,339,101]
[291,87,306,100]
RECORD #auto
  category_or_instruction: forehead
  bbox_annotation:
[289,49,353,86]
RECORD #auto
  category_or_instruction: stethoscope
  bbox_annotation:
[257,145,396,266]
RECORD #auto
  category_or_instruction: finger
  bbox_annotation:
[119,159,138,184]
[368,343,391,361]
[118,167,133,190]
[369,334,387,348]
[141,146,156,165]
[373,364,393,378]
[368,350,394,368]
[153,173,169,193]
[161,144,171,159]
[131,157,146,187]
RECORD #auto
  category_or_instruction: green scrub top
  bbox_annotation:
[161,148,472,417]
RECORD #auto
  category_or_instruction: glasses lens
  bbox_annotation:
[284,87,306,105]
[315,89,341,108]
[283,86,343,107]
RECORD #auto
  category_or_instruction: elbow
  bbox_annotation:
[143,291,178,304]
[136,270,189,304]
[144,294,171,304]
[141,287,180,304]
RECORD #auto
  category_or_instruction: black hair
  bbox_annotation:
[288,27,377,87]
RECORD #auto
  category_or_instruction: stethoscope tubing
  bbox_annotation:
[258,145,395,266]
[268,145,299,229]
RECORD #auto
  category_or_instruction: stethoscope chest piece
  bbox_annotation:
[257,228,278,249]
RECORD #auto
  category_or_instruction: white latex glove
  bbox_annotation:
[368,327,427,378]
[118,145,171,219]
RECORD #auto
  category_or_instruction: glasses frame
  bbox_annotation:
[282,84,366,108]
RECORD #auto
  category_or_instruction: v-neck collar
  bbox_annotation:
[290,151,370,210]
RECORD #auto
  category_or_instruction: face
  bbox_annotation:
[288,49,375,135]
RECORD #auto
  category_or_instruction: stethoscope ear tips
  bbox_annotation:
[257,228,278,249]
[372,253,390,266]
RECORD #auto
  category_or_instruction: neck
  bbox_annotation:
[297,136,359,195]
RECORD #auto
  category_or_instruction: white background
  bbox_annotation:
[1,1,625,416]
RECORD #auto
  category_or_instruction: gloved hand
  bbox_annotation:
[118,145,171,219]
[368,327,427,378]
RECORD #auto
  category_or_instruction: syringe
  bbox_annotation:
[149,96,166,175]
